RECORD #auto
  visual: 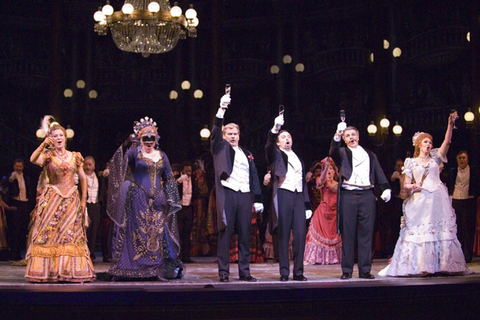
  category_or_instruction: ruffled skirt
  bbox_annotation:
[379,186,471,277]
[25,185,95,283]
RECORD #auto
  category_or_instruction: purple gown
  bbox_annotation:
[107,145,182,279]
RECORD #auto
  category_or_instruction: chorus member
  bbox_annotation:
[0,189,16,260]
[107,117,183,280]
[447,151,479,263]
[265,113,312,281]
[27,117,95,282]
[304,157,342,265]
[330,123,391,280]
[383,159,408,255]
[82,156,105,262]
[176,161,195,263]
[211,93,263,282]
[190,160,211,257]
[7,158,34,261]
[379,112,472,276]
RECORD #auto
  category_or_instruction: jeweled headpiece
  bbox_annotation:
[133,116,160,141]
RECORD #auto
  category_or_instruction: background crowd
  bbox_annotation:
[1,110,479,282]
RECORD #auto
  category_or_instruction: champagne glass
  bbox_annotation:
[340,110,346,122]
[451,109,457,129]
[225,84,231,95]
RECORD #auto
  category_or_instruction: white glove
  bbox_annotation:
[254,203,264,213]
[336,121,347,135]
[272,114,284,133]
[380,189,391,203]
[219,94,231,109]
[305,210,313,219]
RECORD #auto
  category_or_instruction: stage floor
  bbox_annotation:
[2,256,480,290]
[2,257,480,319]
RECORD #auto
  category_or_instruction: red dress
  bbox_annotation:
[304,184,342,264]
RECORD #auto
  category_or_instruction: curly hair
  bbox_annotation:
[413,132,433,158]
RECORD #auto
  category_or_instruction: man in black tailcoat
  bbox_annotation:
[210,93,263,283]
[329,123,391,280]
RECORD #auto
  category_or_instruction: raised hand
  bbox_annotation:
[336,122,347,135]
[219,94,231,110]
[274,114,284,132]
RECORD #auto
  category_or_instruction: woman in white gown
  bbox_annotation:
[379,112,472,277]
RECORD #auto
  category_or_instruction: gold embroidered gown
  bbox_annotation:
[25,152,95,283]
[107,146,183,279]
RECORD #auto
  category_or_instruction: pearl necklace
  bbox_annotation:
[54,150,68,161]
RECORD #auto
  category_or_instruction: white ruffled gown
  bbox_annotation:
[379,150,472,277]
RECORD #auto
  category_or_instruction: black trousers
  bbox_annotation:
[452,198,476,262]
[86,202,101,260]
[217,189,252,278]
[177,205,193,261]
[276,189,306,277]
[6,199,30,260]
[339,189,376,275]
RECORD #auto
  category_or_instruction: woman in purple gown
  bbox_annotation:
[107,117,183,280]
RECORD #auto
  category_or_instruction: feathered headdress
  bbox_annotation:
[39,115,59,137]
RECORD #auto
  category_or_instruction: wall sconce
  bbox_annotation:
[66,125,75,140]
[181,80,191,90]
[464,108,475,124]
[367,117,402,146]
[36,125,75,140]
[392,121,403,135]
[36,129,46,139]
[283,55,292,64]
[367,121,377,136]
[200,125,210,140]
[193,89,203,99]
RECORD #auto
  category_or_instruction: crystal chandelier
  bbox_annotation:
[93,1,198,57]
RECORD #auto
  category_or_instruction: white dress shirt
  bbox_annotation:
[343,146,372,190]
[452,165,472,199]
[86,173,99,204]
[279,149,303,192]
[221,146,250,193]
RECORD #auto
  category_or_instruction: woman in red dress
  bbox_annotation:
[304,157,342,265]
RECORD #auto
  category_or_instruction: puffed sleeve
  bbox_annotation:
[402,158,414,179]
[74,152,84,168]
[430,148,447,165]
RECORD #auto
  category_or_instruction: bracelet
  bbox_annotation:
[81,197,87,201]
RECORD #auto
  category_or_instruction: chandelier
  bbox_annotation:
[93,1,198,57]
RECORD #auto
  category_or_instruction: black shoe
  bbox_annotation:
[279,275,289,282]
[340,273,352,280]
[219,275,229,282]
[359,272,375,279]
[239,275,257,282]
[293,275,307,281]
[182,259,195,263]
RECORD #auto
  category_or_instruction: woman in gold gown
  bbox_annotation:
[26,118,95,282]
